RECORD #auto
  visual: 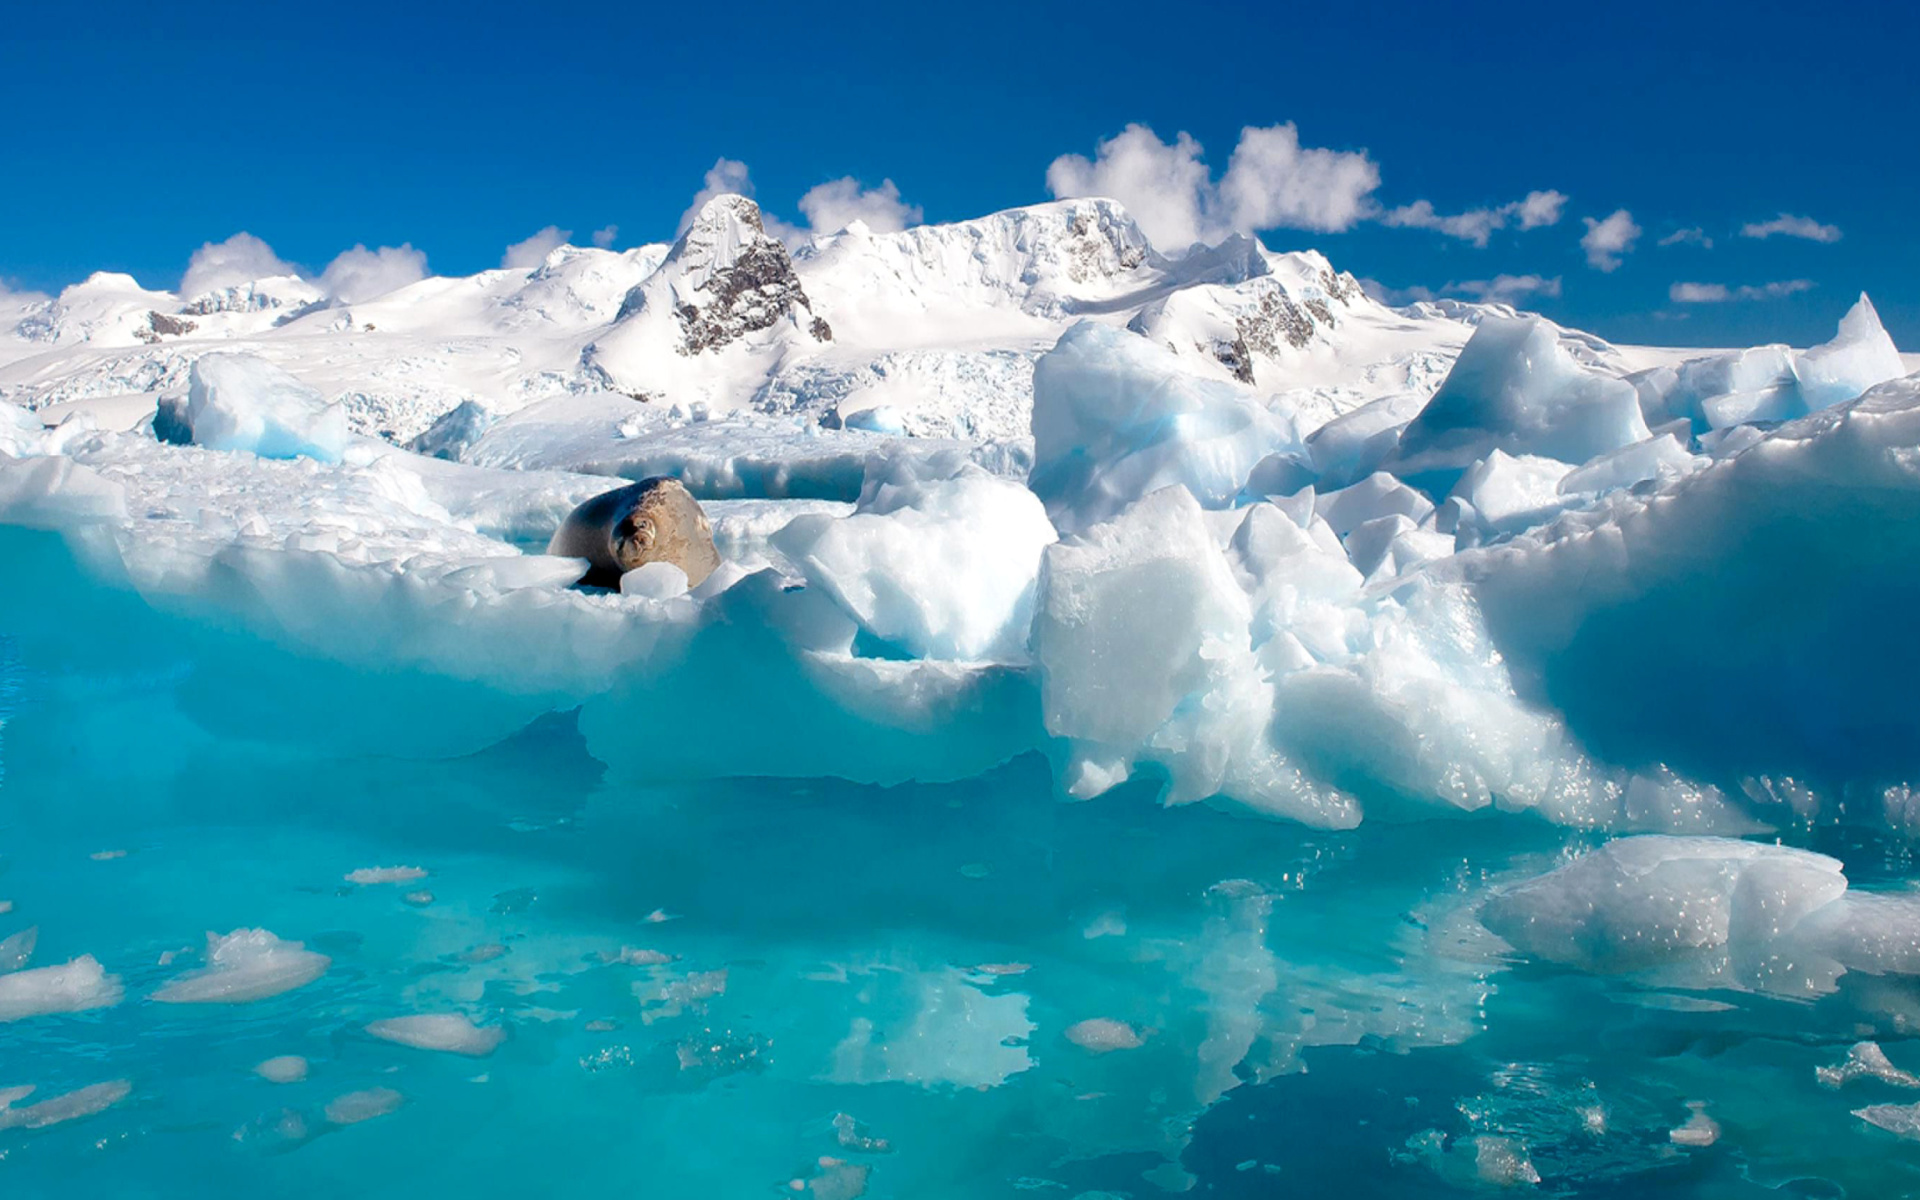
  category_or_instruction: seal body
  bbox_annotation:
[548,477,721,589]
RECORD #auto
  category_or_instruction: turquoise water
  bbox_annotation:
[3,541,1920,1197]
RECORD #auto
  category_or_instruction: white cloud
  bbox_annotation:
[1381,190,1567,247]
[319,243,428,304]
[1359,274,1560,308]
[592,225,619,249]
[673,157,805,244]
[501,225,572,270]
[1669,279,1814,303]
[1580,209,1641,271]
[1741,213,1841,243]
[1046,122,1380,251]
[180,232,299,297]
[1658,226,1713,249]
[0,278,51,307]
[676,157,754,236]
[1216,123,1381,236]
[1449,274,1563,305]
[797,177,923,235]
[1513,190,1568,229]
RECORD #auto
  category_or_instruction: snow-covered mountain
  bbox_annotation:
[0,193,1539,449]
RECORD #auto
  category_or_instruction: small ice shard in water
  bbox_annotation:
[0,955,124,1021]
[638,968,728,1024]
[1817,1041,1920,1089]
[1669,1102,1719,1147]
[366,1013,507,1057]
[254,1056,310,1084]
[403,891,435,907]
[1063,1018,1144,1053]
[832,1111,892,1154]
[324,1087,404,1126]
[789,1156,871,1200]
[0,1080,132,1130]
[152,929,330,1004]
[1855,1100,1920,1139]
[0,926,36,972]
[345,865,427,885]
[90,850,127,861]
[600,946,673,966]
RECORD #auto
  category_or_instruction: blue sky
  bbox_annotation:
[3,0,1914,348]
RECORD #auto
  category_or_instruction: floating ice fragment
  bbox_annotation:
[1669,1102,1719,1147]
[152,929,330,1004]
[254,1056,309,1084]
[345,865,427,885]
[403,890,434,907]
[366,1014,506,1057]
[600,947,673,966]
[1856,1101,1920,1139]
[0,955,124,1021]
[90,849,126,861]
[324,1087,403,1126]
[1063,1018,1144,1053]
[0,1080,131,1130]
[832,1111,892,1153]
[1818,1042,1920,1090]
[0,926,36,972]
[790,1155,871,1199]
[637,968,728,1024]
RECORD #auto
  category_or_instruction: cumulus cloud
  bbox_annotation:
[1215,123,1382,236]
[1580,209,1641,271]
[1450,274,1563,304]
[592,225,619,249]
[0,278,51,307]
[501,225,572,270]
[180,232,299,297]
[1046,122,1380,250]
[798,177,923,235]
[1658,226,1713,249]
[676,158,755,236]
[319,244,429,304]
[673,157,805,244]
[1361,274,1560,308]
[1380,190,1567,247]
[1669,279,1814,303]
[1741,213,1841,243]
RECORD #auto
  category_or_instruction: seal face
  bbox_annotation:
[548,477,720,590]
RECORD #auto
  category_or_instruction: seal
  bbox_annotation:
[548,477,721,590]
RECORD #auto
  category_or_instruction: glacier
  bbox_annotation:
[1,192,1919,1197]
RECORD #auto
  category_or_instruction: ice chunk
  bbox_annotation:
[1031,486,1250,785]
[0,1080,131,1130]
[0,954,124,1021]
[1557,432,1701,497]
[841,405,905,434]
[1029,322,1305,532]
[255,1055,310,1084]
[1451,451,1572,536]
[1063,1018,1144,1053]
[0,926,36,972]
[152,928,329,1004]
[1304,392,1426,488]
[1818,1042,1920,1090]
[1859,1101,1920,1140]
[184,353,349,462]
[1669,1101,1719,1147]
[366,1013,506,1056]
[1480,836,1846,975]
[772,459,1057,661]
[324,1087,403,1125]
[1795,294,1905,411]
[1395,316,1649,477]
[346,865,427,885]
[407,399,495,462]
[1314,471,1434,536]
[619,561,689,599]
